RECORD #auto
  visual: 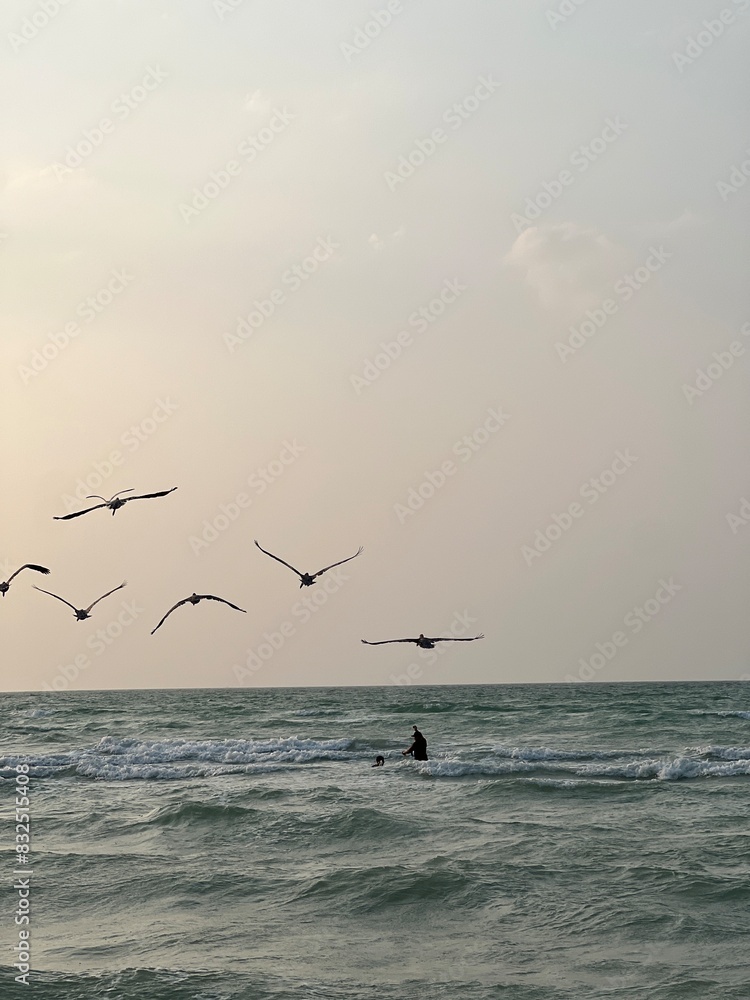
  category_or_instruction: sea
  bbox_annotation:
[2,682,750,1000]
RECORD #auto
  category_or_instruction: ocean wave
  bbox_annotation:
[572,756,750,780]
[289,858,489,913]
[68,760,289,781]
[689,710,750,719]
[519,776,629,789]
[93,734,354,759]
[0,735,356,781]
[290,707,341,716]
[607,864,750,903]
[274,805,412,842]
[0,967,509,1000]
[490,744,666,762]
[5,732,750,784]
[413,758,531,778]
[412,753,750,782]
[135,800,408,840]
[385,701,464,714]
[139,800,264,828]
[689,744,750,760]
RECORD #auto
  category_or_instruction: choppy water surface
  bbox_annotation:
[2,683,749,999]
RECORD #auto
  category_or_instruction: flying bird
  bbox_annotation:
[34,582,127,620]
[254,540,363,588]
[151,593,246,634]
[0,563,50,598]
[54,487,177,520]
[361,633,485,649]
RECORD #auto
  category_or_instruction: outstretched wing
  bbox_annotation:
[254,541,303,578]
[54,503,107,521]
[428,634,485,642]
[33,586,78,612]
[200,595,246,614]
[122,487,178,504]
[85,582,127,613]
[93,489,133,500]
[312,546,363,580]
[361,638,417,645]
[7,564,50,584]
[151,598,190,634]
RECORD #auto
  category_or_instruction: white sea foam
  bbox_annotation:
[412,751,750,781]
[689,744,750,760]
[490,744,661,762]
[579,755,750,780]
[73,760,287,781]
[414,758,535,778]
[291,708,341,716]
[0,735,356,781]
[93,734,353,759]
[4,733,750,784]
[519,777,597,789]
[688,710,750,720]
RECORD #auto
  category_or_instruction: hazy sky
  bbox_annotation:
[2,0,748,690]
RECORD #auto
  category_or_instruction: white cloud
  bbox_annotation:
[503,222,624,316]
[661,208,702,233]
[367,225,405,252]
[244,89,272,116]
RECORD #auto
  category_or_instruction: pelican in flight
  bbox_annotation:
[151,593,246,634]
[254,540,363,588]
[54,487,177,520]
[361,633,485,649]
[34,582,127,620]
[1,563,50,598]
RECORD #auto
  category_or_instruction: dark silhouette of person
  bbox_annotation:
[372,755,385,767]
[402,726,428,761]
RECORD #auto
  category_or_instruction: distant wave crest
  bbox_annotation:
[689,710,750,720]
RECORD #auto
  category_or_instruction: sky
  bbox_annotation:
[1,0,748,691]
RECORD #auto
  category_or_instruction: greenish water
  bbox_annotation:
[2,683,750,998]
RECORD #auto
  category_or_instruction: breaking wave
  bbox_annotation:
[412,745,750,782]
[0,735,355,781]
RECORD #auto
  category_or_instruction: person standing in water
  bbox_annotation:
[402,725,428,761]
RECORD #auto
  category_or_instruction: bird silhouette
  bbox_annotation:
[54,487,177,520]
[254,540,362,587]
[361,633,484,649]
[34,582,127,620]
[0,563,50,598]
[151,593,246,634]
